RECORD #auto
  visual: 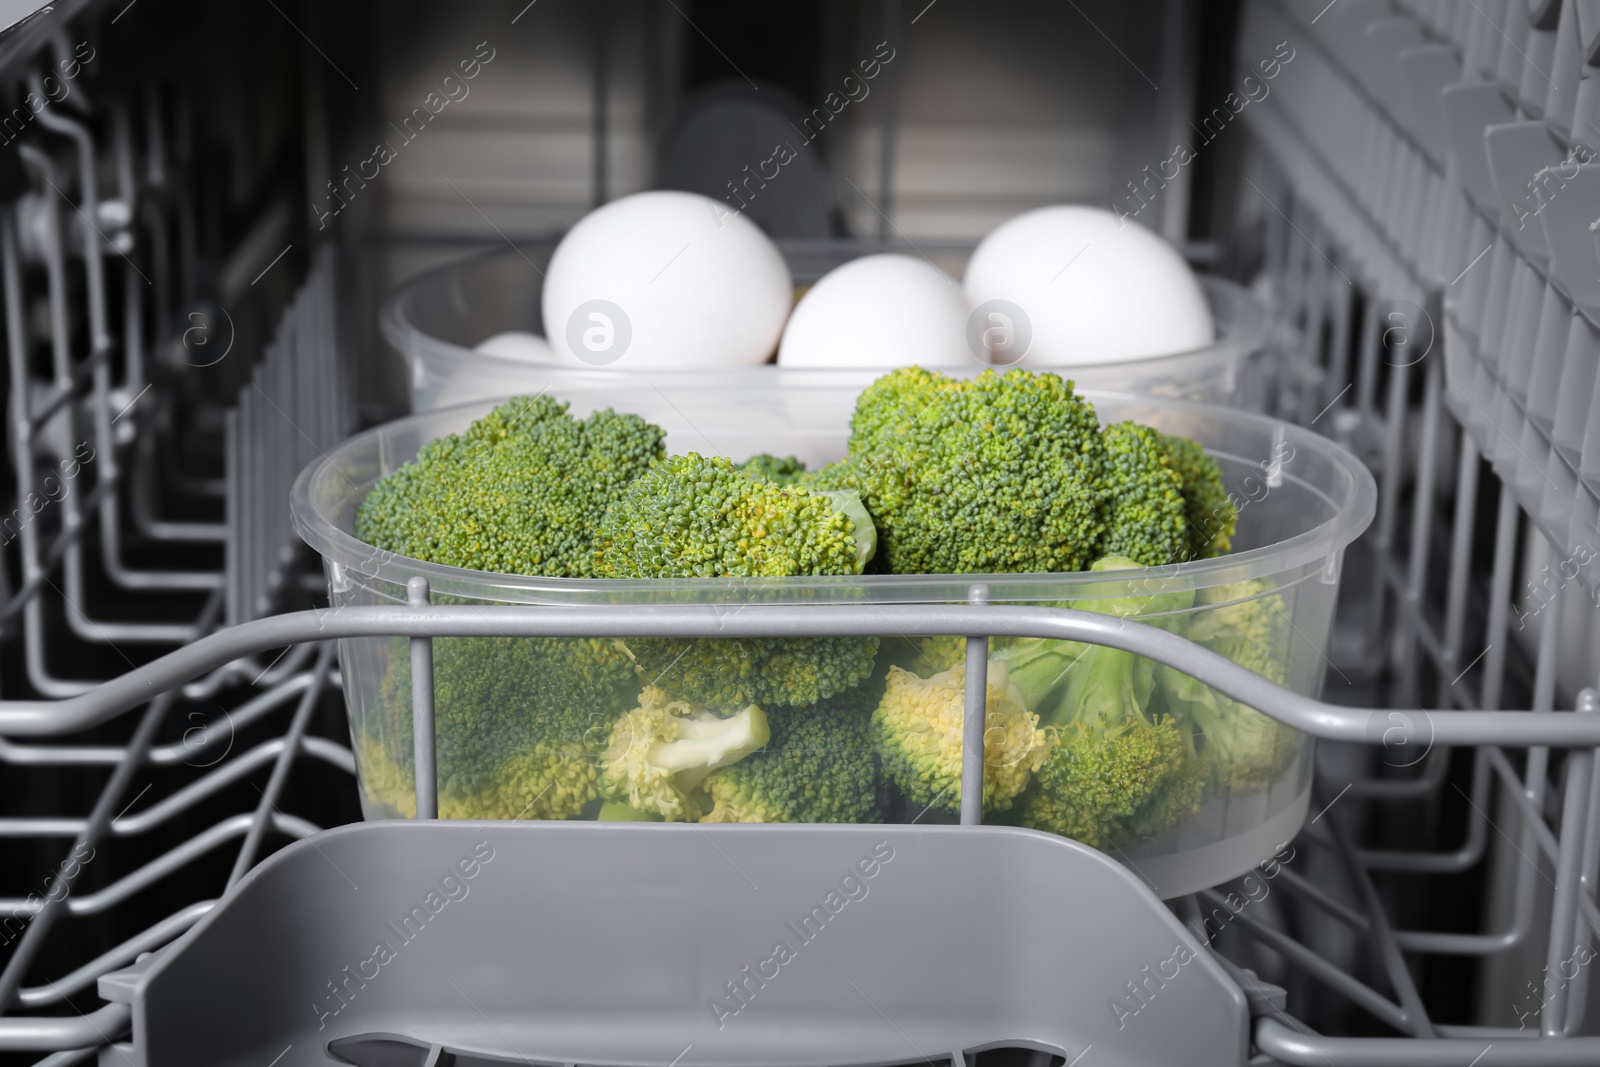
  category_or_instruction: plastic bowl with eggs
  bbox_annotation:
[380,194,1273,414]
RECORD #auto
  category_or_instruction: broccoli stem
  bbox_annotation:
[649,706,770,791]
[598,800,665,821]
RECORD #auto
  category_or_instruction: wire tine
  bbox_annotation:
[226,645,335,887]
[1314,779,1436,1037]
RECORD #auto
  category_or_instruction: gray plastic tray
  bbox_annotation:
[116,821,1249,1067]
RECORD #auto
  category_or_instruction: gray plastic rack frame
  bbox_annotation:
[114,820,1252,1067]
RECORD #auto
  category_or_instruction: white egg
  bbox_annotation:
[541,190,793,369]
[964,205,1213,366]
[777,254,972,369]
[474,330,557,363]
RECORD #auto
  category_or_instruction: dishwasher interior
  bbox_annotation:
[0,0,1598,1064]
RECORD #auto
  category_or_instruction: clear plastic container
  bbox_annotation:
[380,246,1273,414]
[291,383,1374,898]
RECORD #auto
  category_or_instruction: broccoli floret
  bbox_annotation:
[1018,716,1200,848]
[738,453,808,485]
[846,366,949,455]
[1158,579,1301,793]
[376,633,641,820]
[1159,432,1236,559]
[428,636,635,820]
[996,556,1207,846]
[828,368,1109,575]
[882,634,969,676]
[597,452,871,578]
[1117,722,1210,841]
[872,660,1052,818]
[800,458,857,490]
[596,452,880,708]
[356,395,665,578]
[801,460,884,568]
[624,632,880,714]
[599,686,770,821]
[1099,422,1188,567]
[702,689,884,824]
[355,732,421,819]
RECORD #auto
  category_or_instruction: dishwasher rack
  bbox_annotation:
[0,3,357,1065]
[0,602,1597,1066]
[1237,0,1600,1048]
[0,6,354,685]
[0,0,1598,1065]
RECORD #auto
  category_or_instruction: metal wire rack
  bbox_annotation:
[0,0,1595,1064]
[1229,0,1600,1053]
[4,601,1600,1064]
[0,5,357,1063]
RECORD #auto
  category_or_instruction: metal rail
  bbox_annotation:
[1255,1019,1600,1066]
[0,602,1596,745]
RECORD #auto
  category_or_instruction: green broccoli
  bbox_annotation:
[346,376,1249,836]
[356,395,665,578]
[995,557,1193,726]
[1157,579,1301,793]
[738,453,808,485]
[1099,421,1188,567]
[596,452,872,578]
[821,368,1109,575]
[1016,716,1200,848]
[882,634,969,677]
[845,366,949,455]
[995,556,1208,846]
[702,687,884,824]
[355,732,421,818]
[1116,720,1210,841]
[872,660,1053,818]
[377,633,641,820]
[1159,431,1236,560]
[597,799,664,821]
[595,452,880,708]
[599,686,770,821]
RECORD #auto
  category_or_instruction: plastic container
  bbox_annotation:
[380,246,1273,414]
[292,381,1374,898]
